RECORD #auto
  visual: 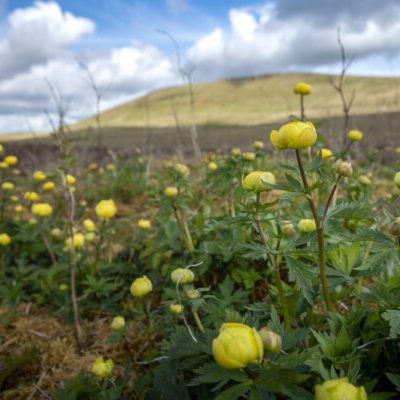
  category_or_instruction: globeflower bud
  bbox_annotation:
[85,232,96,242]
[293,82,311,95]
[0,144,3,153]
[65,233,85,250]
[208,162,218,171]
[320,148,334,160]
[24,191,40,202]
[106,163,115,171]
[95,199,117,219]
[212,322,264,369]
[14,205,24,213]
[242,171,276,192]
[258,327,282,352]
[281,220,296,237]
[175,163,189,176]
[138,219,151,230]
[33,170,46,181]
[253,141,264,150]
[171,268,195,285]
[130,275,153,297]
[358,175,371,186]
[0,233,11,246]
[110,316,125,331]
[298,219,317,233]
[65,174,76,185]
[315,378,367,400]
[242,152,256,161]
[333,159,353,177]
[91,357,113,379]
[186,289,201,299]
[4,155,18,165]
[231,147,242,157]
[2,182,14,190]
[59,283,68,291]
[42,181,55,191]
[0,162,8,169]
[169,303,184,314]
[83,218,96,232]
[394,172,400,189]
[164,186,178,198]
[348,129,363,142]
[51,228,62,237]
[31,203,53,217]
[270,121,317,150]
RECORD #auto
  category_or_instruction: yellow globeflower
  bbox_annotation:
[10,195,18,202]
[208,162,218,171]
[95,199,117,219]
[212,322,264,369]
[270,121,317,150]
[138,219,151,230]
[51,228,62,237]
[0,144,3,154]
[83,218,96,232]
[170,268,195,284]
[175,163,189,176]
[358,175,371,186]
[4,155,18,165]
[315,378,367,400]
[65,174,76,185]
[293,82,312,95]
[320,148,334,160]
[110,316,126,331]
[12,169,21,176]
[85,232,96,242]
[242,171,276,192]
[31,203,53,217]
[394,172,400,189]
[2,182,14,190]
[231,147,242,157]
[253,141,264,150]
[298,219,317,233]
[0,162,8,169]
[0,233,11,246]
[42,181,55,191]
[65,233,85,250]
[106,163,115,171]
[164,186,178,198]
[169,304,184,314]
[24,191,40,202]
[88,163,98,170]
[396,147,400,155]
[130,275,153,297]
[242,152,256,161]
[348,129,363,142]
[14,205,24,213]
[91,357,113,379]
[33,170,46,181]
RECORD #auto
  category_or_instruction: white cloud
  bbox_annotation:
[166,0,188,13]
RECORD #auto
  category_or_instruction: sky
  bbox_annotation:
[1,0,400,133]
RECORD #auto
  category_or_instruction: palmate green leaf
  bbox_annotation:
[352,229,396,245]
[382,310,400,338]
[215,384,251,400]
[386,372,400,390]
[190,362,249,386]
[327,242,361,275]
[326,202,373,219]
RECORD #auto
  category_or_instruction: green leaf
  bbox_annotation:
[382,310,400,338]
[215,383,251,400]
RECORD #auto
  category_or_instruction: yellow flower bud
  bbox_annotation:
[85,232,96,242]
[4,155,18,165]
[14,205,24,213]
[293,82,311,95]
[281,220,296,237]
[315,378,367,400]
[212,322,264,369]
[258,327,282,352]
[65,233,85,250]
[33,170,46,181]
[186,289,201,299]
[110,316,125,331]
[208,162,218,171]
[95,199,117,219]
[106,163,115,171]
[88,163,98,170]
[29,218,37,225]
[0,162,8,169]
[348,130,363,142]
[59,283,68,291]
[164,186,178,198]
[333,160,353,177]
[31,203,53,217]
[12,169,21,176]
[91,357,113,379]
[24,191,40,202]
[298,219,317,233]
[242,171,276,192]
[42,181,55,191]
[396,147,400,155]
[231,147,242,157]
[130,275,153,297]
[320,148,334,160]
[358,175,371,186]
[2,182,14,190]
[10,195,18,202]
[175,163,189,176]
[138,219,151,230]
[169,303,184,314]
[270,121,317,150]
[83,218,96,232]
[242,152,256,161]
[171,268,195,285]
[0,144,3,153]
[51,228,62,237]
[65,174,76,185]
[394,172,400,189]
[0,233,11,246]
[253,141,264,150]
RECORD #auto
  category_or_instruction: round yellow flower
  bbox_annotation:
[14,205,24,213]
[31,203,53,217]
[4,155,18,165]
[208,162,218,171]
[24,191,40,202]
[293,82,311,95]
[242,171,276,192]
[91,357,113,379]
[270,121,317,150]
[348,129,363,142]
[2,182,14,190]
[65,233,85,250]
[394,172,400,189]
[0,233,11,246]
[358,175,371,186]
[320,148,334,160]
[395,147,400,155]
[130,275,153,297]
[83,218,96,232]
[231,147,242,157]
[0,162,8,169]
[42,181,55,191]
[10,195,18,202]
[175,163,189,176]
[65,174,76,185]
[315,378,367,400]
[88,163,98,170]
[171,268,195,285]
[169,304,184,314]
[33,171,46,181]
[110,316,125,331]
[51,228,62,237]
[242,152,256,161]
[298,219,317,233]
[59,283,68,291]
[95,199,117,219]
[0,144,3,154]
[212,322,264,369]
[12,169,21,176]
[164,186,178,198]
[253,141,264,150]
[85,232,96,242]
[138,219,151,230]
[106,163,115,171]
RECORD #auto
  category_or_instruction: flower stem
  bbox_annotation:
[192,310,205,333]
[295,150,333,312]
